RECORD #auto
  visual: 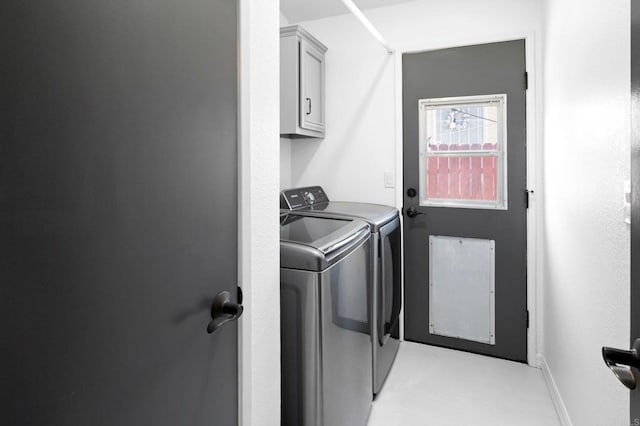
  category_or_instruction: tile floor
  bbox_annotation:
[367,342,560,426]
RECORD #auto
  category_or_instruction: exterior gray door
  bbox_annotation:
[402,41,528,362]
[0,1,240,425]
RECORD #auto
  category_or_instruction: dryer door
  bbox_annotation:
[378,217,402,345]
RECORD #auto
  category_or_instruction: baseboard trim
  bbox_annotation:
[538,354,573,426]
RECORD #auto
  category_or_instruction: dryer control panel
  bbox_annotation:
[280,186,329,210]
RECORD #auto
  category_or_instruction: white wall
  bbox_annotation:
[239,0,280,424]
[285,0,541,205]
[541,0,630,425]
[280,137,292,190]
[280,11,293,190]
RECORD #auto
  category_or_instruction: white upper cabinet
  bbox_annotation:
[280,25,327,138]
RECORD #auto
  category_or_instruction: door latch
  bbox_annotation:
[405,207,424,218]
[207,290,244,334]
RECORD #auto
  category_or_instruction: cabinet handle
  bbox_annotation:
[306,98,311,115]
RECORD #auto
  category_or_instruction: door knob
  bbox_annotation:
[602,339,640,389]
[207,290,244,334]
[405,207,424,218]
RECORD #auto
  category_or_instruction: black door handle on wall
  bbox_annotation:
[602,339,640,389]
[207,290,244,334]
[306,98,312,115]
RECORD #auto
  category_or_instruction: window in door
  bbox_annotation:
[419,94,507,209]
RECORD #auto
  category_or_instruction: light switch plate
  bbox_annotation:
[384,172,395,188]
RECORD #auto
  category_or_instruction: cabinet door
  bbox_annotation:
[299,37,325,133]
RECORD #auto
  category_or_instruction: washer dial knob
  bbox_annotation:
[303,191,316,205]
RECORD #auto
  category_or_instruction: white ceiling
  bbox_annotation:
[280,0,415,24]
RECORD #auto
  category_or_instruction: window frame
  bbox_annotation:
[418,94,508,210]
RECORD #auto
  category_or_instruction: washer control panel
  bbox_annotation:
[280,186,329,210]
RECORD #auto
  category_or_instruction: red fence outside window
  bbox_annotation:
[426,143,499,202]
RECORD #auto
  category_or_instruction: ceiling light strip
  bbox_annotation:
[339,0,394,54]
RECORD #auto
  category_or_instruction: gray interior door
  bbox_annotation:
[402,41,528,362]
[631,0,640,420]
[0,1,240,425]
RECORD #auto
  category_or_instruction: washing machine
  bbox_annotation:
[281,187,401,396]
[280,213,373,426]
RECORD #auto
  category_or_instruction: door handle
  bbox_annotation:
[306,98,311,115]
[207,290,244,334]
[602,339,640,389]
[405,207,424,218]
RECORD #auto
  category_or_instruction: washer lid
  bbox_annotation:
[303,201,398,230]
[280,214,370,271]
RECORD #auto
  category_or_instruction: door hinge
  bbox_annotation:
[524,72,529,90]
[526,310,530,329]
[525,189,533,209]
